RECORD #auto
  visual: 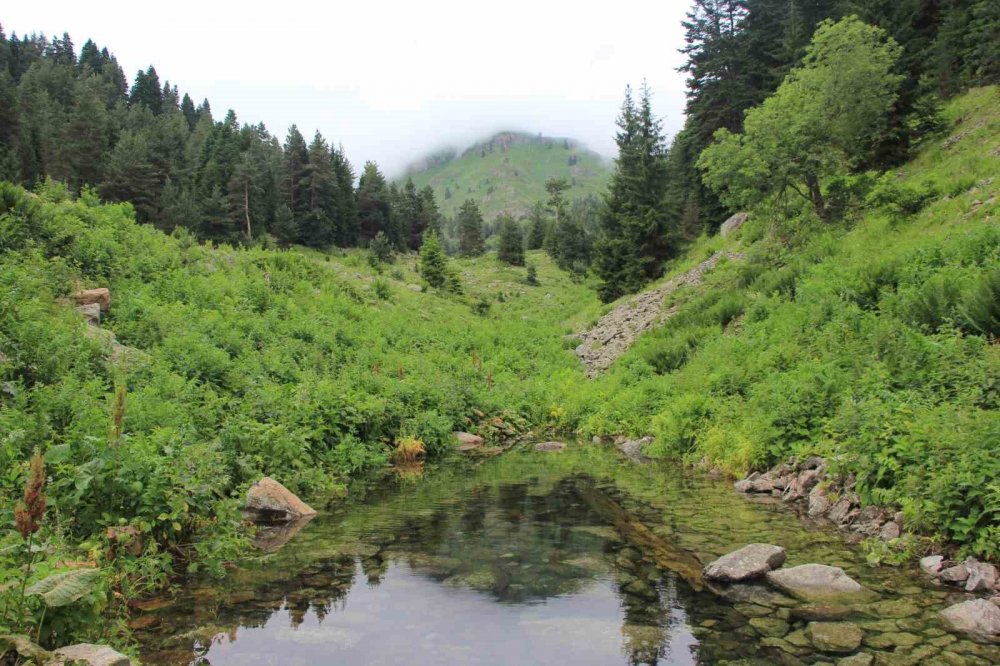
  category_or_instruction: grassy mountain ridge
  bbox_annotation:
[401,131,612,220]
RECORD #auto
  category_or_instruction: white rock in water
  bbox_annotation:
[765,564,870,602]
[703,544,786,583]
[940,599,1000,638]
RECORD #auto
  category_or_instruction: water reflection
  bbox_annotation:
[137,447,997,665]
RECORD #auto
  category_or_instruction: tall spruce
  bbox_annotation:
[594,83,674,302]
[356,161,391,245]
[496,215,525,266]
[457,198,485,257]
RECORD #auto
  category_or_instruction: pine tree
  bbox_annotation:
[356,161,391,244]
[300,130,335,247]
[594,83,675,302]
[180,93,197,130]
[331,146,359,246]
[525,202,547,250]
[418,185,442,237]
[281,124,309,239]
[418,231,449,288]
[496,215,525,266]
[456,198,485,257]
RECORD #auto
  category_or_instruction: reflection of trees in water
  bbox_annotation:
[141,473,714,665]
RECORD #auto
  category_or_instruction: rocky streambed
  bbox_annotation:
[128,443,999,666]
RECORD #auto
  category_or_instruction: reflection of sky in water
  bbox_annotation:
[196,565,697,666]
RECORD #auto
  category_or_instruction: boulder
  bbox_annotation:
[783,468,822,502]
[52,643,131,665]
[76,302,102,326]
[765,564,869,602]
[245,477,317,522]
[453,431,483,451]
[965,559,998,593]
[534,441,566,452]
[72,288,111,312]
[938,563,970,584]
[878,521,901,541]
[852,506,889,536]
[720,211,749,237]
[617,436,653,462]
[806,621,863,653]
[827,494,860,526]
[939,599,1000,638]
[808,484,832,516]
[920,555,944,575]
[703,544,787,583]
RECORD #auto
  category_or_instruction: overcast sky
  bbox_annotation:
[4,0,691,176]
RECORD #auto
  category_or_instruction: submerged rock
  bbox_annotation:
[940,599,1000,638]
[836,653,873,666]
[534,441,566,452]
[806,621,863,653]
[765,564,870,602]
[703,543,787,583]
[245,477,317,522]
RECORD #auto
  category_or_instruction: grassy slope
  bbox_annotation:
[0,181,600,641]
[401,132,611,220]
[561,86,1000,559]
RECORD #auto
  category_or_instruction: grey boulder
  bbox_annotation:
[939,599,1000,638]
[703,544,787,583]
[765,564,870,602]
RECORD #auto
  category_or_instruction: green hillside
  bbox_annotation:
[401,132,612,220]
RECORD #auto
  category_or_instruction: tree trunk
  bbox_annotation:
[805,173,826,221]
[576,482,705,591]
[243,182,252,239]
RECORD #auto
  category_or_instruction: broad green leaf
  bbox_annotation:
[26,568,101,608]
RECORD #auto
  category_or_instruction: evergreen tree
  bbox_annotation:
[331,146,359,246]
[525,202,547,250]
[129,65,163,114]
[418,185,442,237]
[281,124,310,238]
[180,93,197,130]
[418,231,449,288]
[496,215,525,266]
[594,83,675,302]
[356,161,391,244]
[300,130,335,247]
[456,198,485,256]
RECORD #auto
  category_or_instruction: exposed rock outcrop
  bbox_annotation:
[72,287,111,312]
[245,477,317,522]
[720,212,749,237]
[575,251,743,377]
[703,543,786,583]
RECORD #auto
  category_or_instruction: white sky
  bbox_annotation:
[4,0,691,176]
